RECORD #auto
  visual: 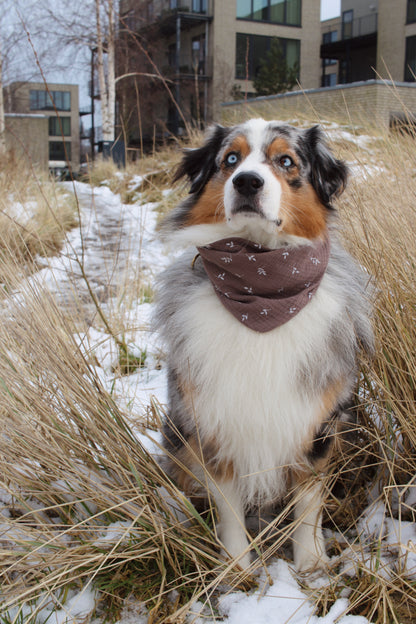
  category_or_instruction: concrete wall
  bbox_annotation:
[4,114,49,170]
[221,79,416,128]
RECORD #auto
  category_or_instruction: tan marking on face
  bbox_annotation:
[280,182,328,240]
[266,137,294,161]
[223,135,251,165]
[185,178,226,225]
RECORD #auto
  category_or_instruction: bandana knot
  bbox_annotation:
[196,237,330,332]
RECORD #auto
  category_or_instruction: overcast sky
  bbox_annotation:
[321,0,341,20]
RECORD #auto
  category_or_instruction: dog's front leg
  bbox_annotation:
[291,473,329,573]
[210,479,251,570]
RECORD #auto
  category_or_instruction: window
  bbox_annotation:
[322,30,338,44]
[49,141,71,161]
[322,73,337,87]
[30,90,71,111]
[168,43,176,68]
[236,33,300,80]
[237,0,301,26]
[192,35,206,74]
[49,116,71,137]
[192,0,207,13]
[405,35,416,81]
[342,10,353,39]
[407,0,416,23]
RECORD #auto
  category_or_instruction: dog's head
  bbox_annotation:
[165,119,347,244]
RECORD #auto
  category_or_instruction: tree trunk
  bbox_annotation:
[0,38,6,155]
[95,0,115,145]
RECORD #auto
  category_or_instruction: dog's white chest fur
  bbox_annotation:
[179,275,341,504]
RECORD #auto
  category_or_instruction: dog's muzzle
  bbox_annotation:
[230,171,265,218]
[233,171,264,196]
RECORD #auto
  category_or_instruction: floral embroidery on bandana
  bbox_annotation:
[197,237,331,332]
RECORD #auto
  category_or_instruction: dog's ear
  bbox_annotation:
[302,126,348,209]
[174,124,230,195]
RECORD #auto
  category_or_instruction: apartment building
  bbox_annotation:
[321,0,416,87]
[4,82,80,174]
[118,0,321,147]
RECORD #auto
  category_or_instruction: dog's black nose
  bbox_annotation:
[233,171,264,196]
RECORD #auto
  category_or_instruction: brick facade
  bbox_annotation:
[221,79,416,128]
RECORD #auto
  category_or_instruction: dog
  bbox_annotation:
[155,119,374,573]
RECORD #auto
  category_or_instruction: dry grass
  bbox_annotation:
[0,115,415,622]
[0,287,247,623]
[306,125,416,622]
[0,152,78,286]
[82,146,183,207]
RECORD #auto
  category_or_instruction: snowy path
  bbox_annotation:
[33,182,166,320]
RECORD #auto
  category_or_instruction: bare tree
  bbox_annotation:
[28,0,119,146]
[94,0,116,145]
[0,38,5,154]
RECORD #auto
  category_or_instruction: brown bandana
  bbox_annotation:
[196,237,331,332]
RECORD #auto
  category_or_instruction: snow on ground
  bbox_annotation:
[1,168,414,623]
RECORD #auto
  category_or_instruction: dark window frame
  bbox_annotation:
[235,32,300,80]
[322,30,338,44]
[405,35,416,81]
[48,116,71,137]
[236,0,302,27]
[49,141,72,161]
[30,89,71,112]
[342,9,353,39]
[407,0,416,23]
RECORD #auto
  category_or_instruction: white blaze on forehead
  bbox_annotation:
[242,118,272,153]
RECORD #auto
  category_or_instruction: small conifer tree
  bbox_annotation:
[253,38,299,96]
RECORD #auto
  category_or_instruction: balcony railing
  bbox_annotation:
[164,54,212,78]
[322,13,377,43]
[148,0,212,20]
[121,0,212,32]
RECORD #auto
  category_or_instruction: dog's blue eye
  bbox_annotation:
[280,155,294,169]
[225,152,239,166]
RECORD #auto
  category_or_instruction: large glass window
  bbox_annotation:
[49,141,71,161]
[237,0,251,19]
[407,0,416,23]
[342,10,353,39]
[236,33,300,80]
[49,116,71,137]
[30,90,71,111]
[237,0,301,26]
[405,35,416,81]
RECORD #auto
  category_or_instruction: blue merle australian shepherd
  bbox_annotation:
[155,119,373,573]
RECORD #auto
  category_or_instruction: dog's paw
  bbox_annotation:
[294,551,330,576]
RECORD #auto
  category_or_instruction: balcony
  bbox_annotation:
[122,0,213,35]
[322,12,377,42]
[320,13,378,84]
[321,13,378,53]
[164,54,212,79]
